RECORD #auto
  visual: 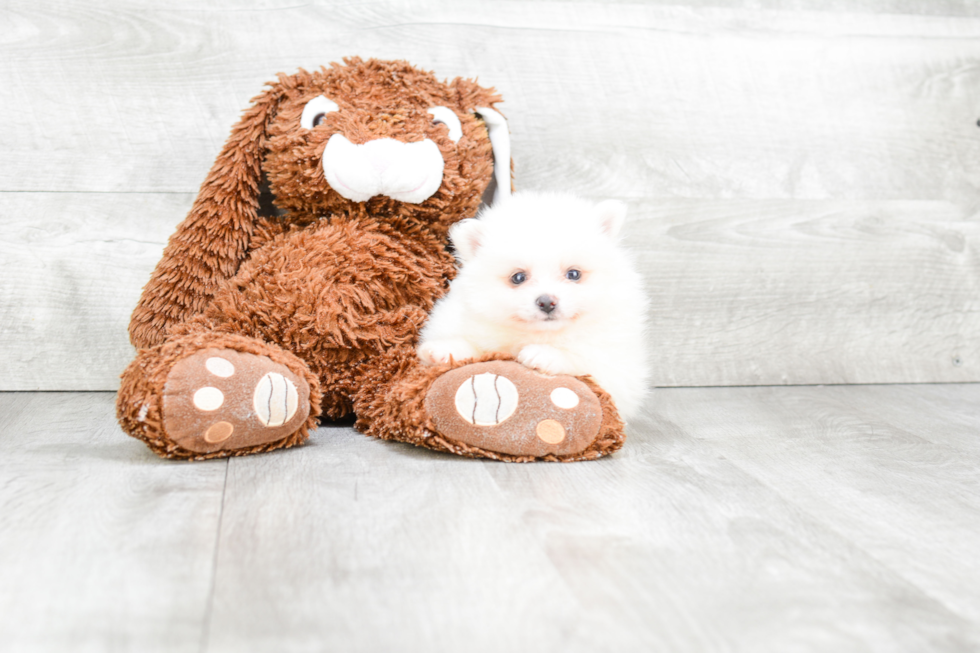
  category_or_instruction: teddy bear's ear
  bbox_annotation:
[449,218,485,263]
[474,107,511,207]
[128,80,287,349]
[594,200,628,240]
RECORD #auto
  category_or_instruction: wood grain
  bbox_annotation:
[5,4,980,652]
[0,392,227,653]
[2,2,980,199]
[0,192,191,390]
[4,193,978,389]
[3,386,979,651]
[630,199,980,386]
[4,0,980,389]
[203,384,980,651]
[651,384,980,628]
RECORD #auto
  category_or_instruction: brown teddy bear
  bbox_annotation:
[116,57,625,462]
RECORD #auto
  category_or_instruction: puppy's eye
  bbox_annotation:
[565,269,582,281]
[510,271,527,285]
[301,95,340,130]
[428,106,462,143]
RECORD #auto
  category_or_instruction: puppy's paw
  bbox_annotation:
[418,339,478,366]
[517,344,576,376]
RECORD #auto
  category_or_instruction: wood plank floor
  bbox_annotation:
[2,386,979,652]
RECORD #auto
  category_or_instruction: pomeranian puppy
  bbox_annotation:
[418,191,649,420]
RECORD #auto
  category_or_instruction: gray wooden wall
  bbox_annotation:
[4,0,980,390]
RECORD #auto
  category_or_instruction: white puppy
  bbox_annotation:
[418,191,649,420]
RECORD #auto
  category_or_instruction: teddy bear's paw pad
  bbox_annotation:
[425,361,602,458]
[162,348,310,453]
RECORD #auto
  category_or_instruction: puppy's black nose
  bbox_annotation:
[535,295,557,314]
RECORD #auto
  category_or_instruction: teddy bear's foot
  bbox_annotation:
[424,360,605,458]
[161,348,311,454]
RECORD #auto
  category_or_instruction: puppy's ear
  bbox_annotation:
[129,78,288,349]
[450,219,484,263]
[595,200,628,240]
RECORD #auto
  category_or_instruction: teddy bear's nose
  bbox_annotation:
[535,295,557,314]
[321,134,444,204]
[365,146,392,174]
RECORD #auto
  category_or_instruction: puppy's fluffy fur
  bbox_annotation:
[418,191,649,420]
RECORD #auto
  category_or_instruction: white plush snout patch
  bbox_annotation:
[322,135,444,204]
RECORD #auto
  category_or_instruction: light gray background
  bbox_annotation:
[3,2,980,652]
[5,0,980,389]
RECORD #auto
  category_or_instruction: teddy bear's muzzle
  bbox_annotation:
[321,134,445,204]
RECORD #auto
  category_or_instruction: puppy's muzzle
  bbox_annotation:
[536,295,558,315]
[321,135,444,204]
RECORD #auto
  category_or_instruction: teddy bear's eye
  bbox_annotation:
[428,106,462,143]
[301,95,339,130]
[510,271,527,285]
[565,269,582,281]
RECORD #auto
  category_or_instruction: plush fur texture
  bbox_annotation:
[129,59,497,350]
[116,58,628,462]
[418,191,650,420]
[118,330,322,460]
